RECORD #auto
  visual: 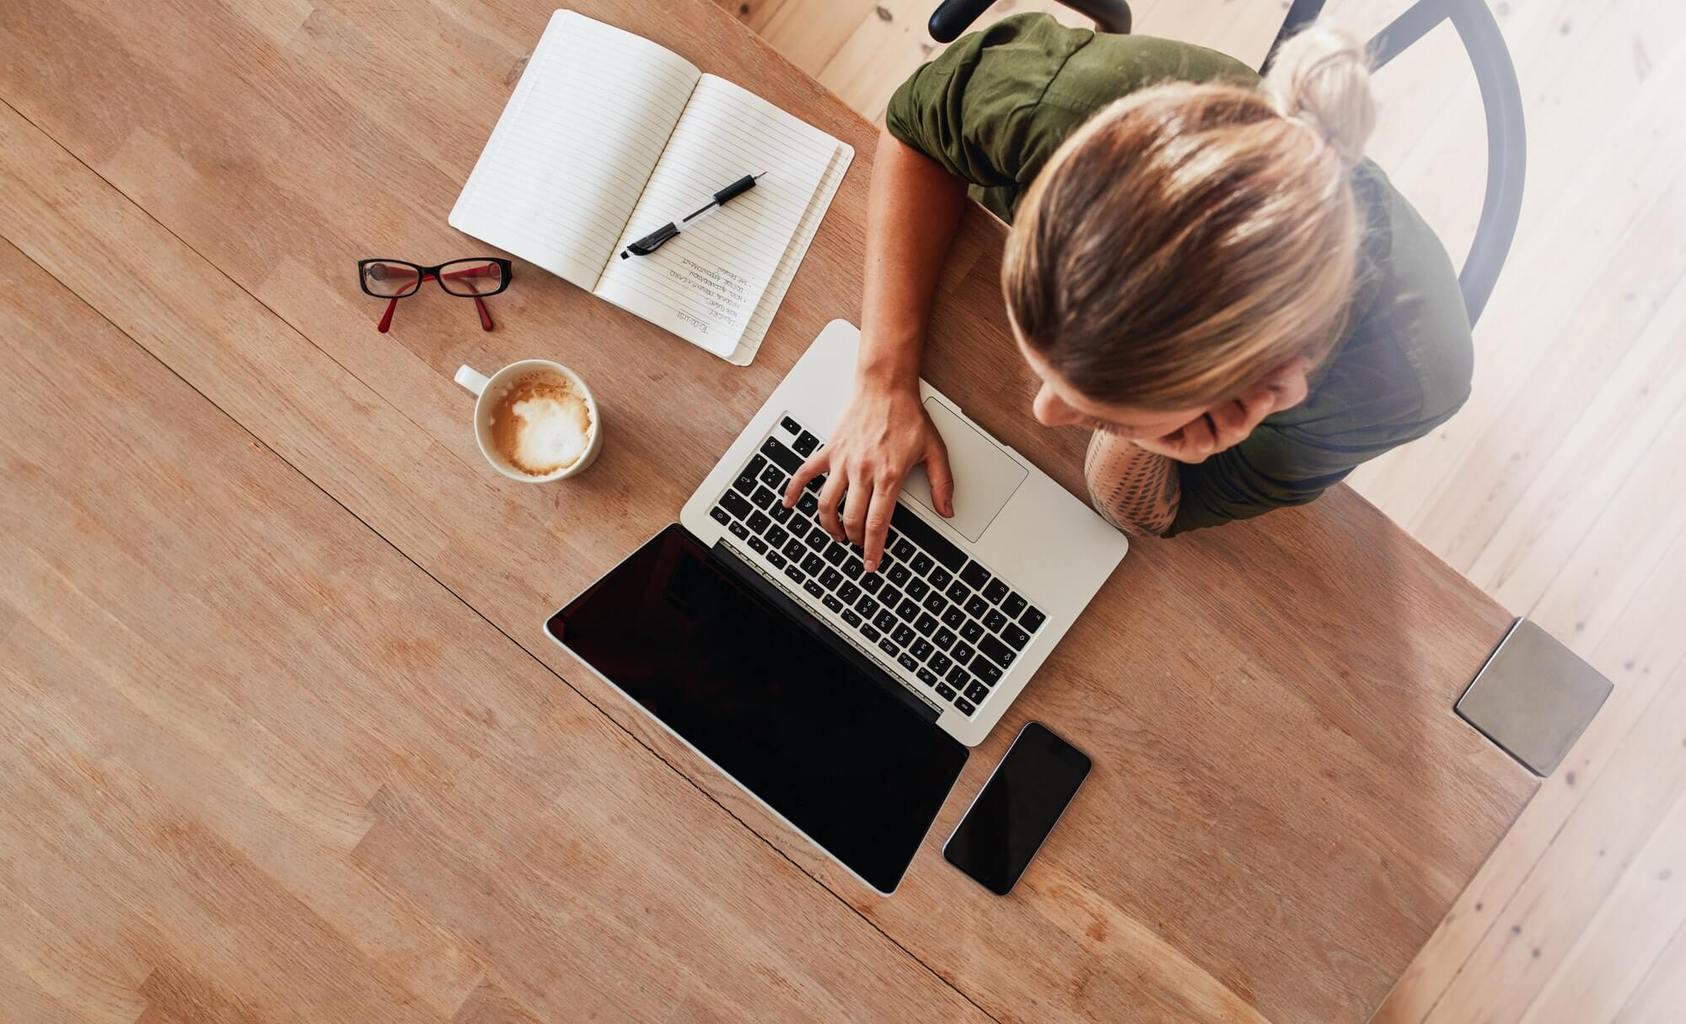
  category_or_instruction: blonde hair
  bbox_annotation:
[1002,25,1376,410]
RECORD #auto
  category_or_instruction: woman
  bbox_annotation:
[783,15,1473,574]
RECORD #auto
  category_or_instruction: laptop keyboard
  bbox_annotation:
[707,414,1046,717]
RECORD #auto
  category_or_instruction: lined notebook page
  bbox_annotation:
[448,11,700,289]
[593,75,839,356]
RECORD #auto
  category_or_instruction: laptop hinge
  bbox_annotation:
[708,540,943,724]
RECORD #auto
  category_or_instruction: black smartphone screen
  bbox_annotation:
[943,722,1091,895]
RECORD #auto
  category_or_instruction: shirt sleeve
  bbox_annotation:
[883,14,1095,191]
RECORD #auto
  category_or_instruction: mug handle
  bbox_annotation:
[454,365,490,397]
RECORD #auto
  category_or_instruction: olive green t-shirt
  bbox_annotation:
[885,14,1474,534]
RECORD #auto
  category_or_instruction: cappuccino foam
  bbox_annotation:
[489,373,592,476]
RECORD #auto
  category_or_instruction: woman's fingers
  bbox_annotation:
[923,437,955,517]
[862,482,899,572]
[784,448,830,508]
[841,472,871,545]
[817,469,850,541]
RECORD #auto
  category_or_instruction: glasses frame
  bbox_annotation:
[356,257,514,333]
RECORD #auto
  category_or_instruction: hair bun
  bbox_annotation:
[1264,25,1375,166]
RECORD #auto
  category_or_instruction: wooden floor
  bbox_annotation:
[715,0,1686,1020]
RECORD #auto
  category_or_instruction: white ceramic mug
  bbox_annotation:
[454,359,602,482]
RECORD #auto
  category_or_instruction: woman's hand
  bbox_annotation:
[1133,358,1312,464]
[783,381,954,572]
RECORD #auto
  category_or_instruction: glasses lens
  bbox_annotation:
[362,261,421,298]
[436,259,506,296]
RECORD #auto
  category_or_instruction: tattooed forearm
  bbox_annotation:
[1084,431,1180,536]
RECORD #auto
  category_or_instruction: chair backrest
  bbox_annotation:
[1269,0,1525,325]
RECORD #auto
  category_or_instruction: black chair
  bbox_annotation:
[926,0,1524,325]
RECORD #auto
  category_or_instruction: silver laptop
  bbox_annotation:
[679,319,1127,747]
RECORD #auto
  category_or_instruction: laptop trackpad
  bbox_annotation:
[903,399,1027,543]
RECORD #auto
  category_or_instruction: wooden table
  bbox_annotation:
[0,2,1536,1020]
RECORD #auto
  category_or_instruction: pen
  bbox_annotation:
[619,172,765,259]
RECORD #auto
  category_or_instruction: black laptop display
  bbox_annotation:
[547,525,968,893]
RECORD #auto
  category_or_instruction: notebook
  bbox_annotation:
[450,10,854,365]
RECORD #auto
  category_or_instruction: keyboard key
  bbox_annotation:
[787,518,810,541]
[1002,623,1031,650]
[783,538,806,561]
[897,654,920,674]
[770,502,794,523]
[765,524,789,548]
[890,538,916,561]
[859,573,884,593]
[960,620,984,643]
[820,568,843,590]
[912,638,934,661]
[745,454,767,479]
[984,609,1008,632]
[801,553,825,576]
[733,473,756,496]
[897,599,921,621]
[935,683,958,702]
[879,639,900,657]
[763,435,804,472]
[914,613,939,636]
[873,609,897,632]
[804,580,825,600]
[797,492,819,516]
[954,697,975,716]
[794,430,820,456]
[823,542,847,565]
[841,556,863,579]
[959,560,991,590]
[933,627,956,650]
[922,592,948,615]
[759,464,785,489]
[983,579,1009,604]
[977,634,1016,669]
[857,595,880,619]
[767,551,787,570]
[910,552,934,576]
[892,624,916,647]
[952,641,975,665]
[928,566,952,589]
[720,490,752,519]
[861,624,882,642]
[905,578,930,601]
[1019,606,1045,632]
[709,507,730,526]
[941,607,966,630]
[969,656,1003,685]
[806,473,826,493]
[887,563,911,586]
[964,595,989,618]
[841,609,862,627]
[838,581,861,604]
[1002,592,1028,618]
[780,416,801,435]
[805,530,827,552]
[889,505,967,572]
[748,536,768,554]
[945,580,970,603]
[784,565,805,585]
[747,510,771,534]
[929,652,952,675]
[946,665,971,688]
[879,585,903,608]
[964,681,990,703]
[728,522,749,540]
[822,594,843,612]
[917,668,940,687]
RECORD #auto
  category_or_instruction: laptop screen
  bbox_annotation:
[547,524,967,893]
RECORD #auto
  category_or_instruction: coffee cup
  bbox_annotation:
[454,359,602,482]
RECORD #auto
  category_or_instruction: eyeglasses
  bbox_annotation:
[357,258,513,333]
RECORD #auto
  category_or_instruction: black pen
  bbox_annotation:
[619,173,765,259]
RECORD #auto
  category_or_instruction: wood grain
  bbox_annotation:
[0,1,1538,1021]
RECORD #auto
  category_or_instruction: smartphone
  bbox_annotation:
[943,722,1091,895]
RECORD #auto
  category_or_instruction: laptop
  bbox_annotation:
[547,320,1127,892]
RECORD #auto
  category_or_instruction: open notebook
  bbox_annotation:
[450,11,853,365]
